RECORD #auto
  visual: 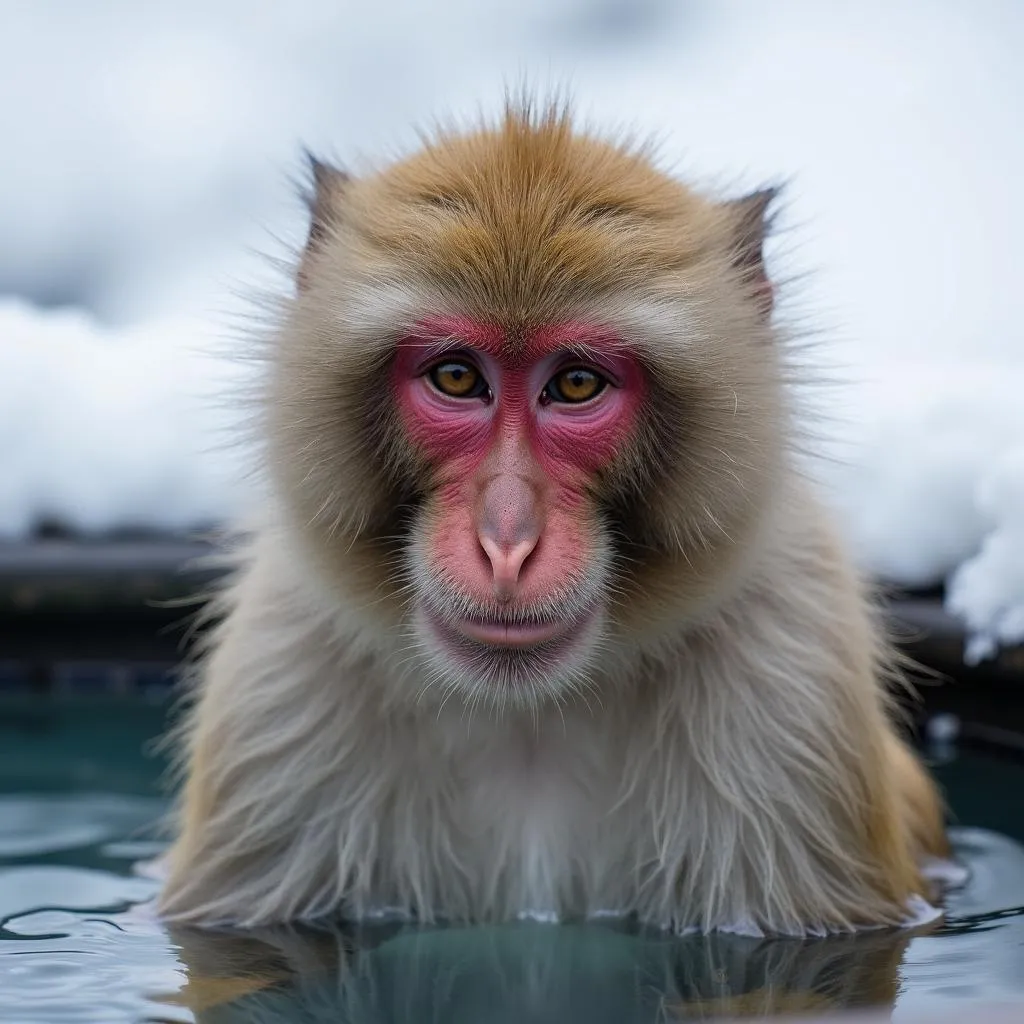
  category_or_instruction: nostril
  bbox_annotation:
[478,534,539,600]
[475,532,495,573]
[477,534,500,575]
[508,535,539,580]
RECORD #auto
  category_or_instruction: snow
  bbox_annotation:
[815,362,1024,660]
[0,300,253,536]
[1,0,1022,660]
[947,447,1024,664]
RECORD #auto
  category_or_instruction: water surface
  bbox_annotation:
[2,697,1023,1023]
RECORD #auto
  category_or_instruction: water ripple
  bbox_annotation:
[1,786,1024,1021]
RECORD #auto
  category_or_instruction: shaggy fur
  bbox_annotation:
[158,100,948,935]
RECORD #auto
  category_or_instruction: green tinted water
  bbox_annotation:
[1,698,1023,1023]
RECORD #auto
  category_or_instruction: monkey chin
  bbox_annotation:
[413,600,606,712]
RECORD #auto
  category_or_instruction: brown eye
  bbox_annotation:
[545,367,606,404]
[429,360,486,399]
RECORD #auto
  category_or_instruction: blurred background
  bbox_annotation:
[1,0,1022,672]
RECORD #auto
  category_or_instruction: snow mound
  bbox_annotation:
[0,300,254,537]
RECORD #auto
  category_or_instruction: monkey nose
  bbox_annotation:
[478,535,539,602]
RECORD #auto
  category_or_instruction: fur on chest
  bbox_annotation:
[336,713,646,921]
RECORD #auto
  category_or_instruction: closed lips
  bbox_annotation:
[454,616,568,648]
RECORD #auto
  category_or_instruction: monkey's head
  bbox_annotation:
[267,101,787,709]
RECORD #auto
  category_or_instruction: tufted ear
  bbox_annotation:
[297,152,350,292]
[725,187,779,319]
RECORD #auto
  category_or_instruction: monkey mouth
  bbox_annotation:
[454,615,569,648]
[421,603,595,654]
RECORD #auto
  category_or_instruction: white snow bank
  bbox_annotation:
[947,448,1024,663]
[0,300,254,537]
[817,362,1024,658]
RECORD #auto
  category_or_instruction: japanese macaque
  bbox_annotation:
[158,99,949,936]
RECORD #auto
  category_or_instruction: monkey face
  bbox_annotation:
[269,105,788,708]
[391,316,645,706]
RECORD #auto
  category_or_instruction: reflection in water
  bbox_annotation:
[1,746,1024,1021]
[168,917,918,1022]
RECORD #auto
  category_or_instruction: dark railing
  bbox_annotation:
[0,536,216,695]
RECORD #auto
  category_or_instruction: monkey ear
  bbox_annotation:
[725,187,779,319]
[297,151,350,292]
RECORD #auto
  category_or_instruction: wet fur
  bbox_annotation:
[159,100,948,933]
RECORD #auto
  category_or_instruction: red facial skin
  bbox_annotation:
[393,317,644,646]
